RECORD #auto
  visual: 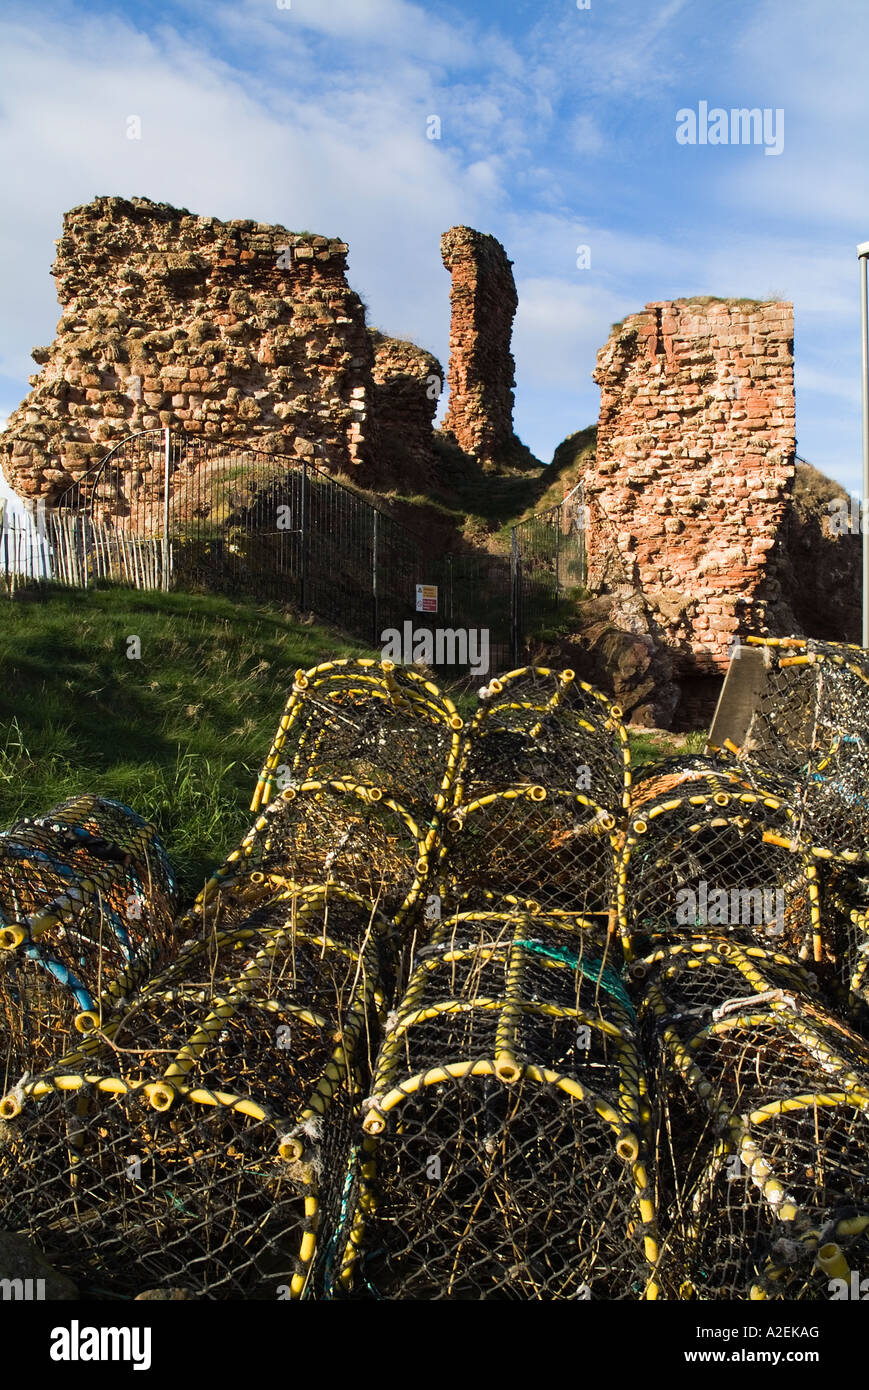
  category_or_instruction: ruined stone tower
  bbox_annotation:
[439,226,520,467]
[1,197,385,501]
[586,298,796,695]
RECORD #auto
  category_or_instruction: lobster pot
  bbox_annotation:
[252,659,463,830]
[632,940,869,1298]
[631,936,823,1295]
[672,1085,869,1301]
[458,666,629,816]
[336,913,659,1300]
[0,887,382,1299]
[183,779,430,936]
[717,638,869,865]
[757,1205,869,1300]
[818,866,869,1018]
[438,787,618,924]
[616,783,818,960]
[17,795,178,892]
[93,884,388,1077]
[629,754,783,807]
[0,796,177,1084]
[630,935,825,1050]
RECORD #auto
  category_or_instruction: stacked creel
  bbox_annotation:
[1,647,869,1300]
[340,909,658,1300]
[710,638,869,1019]
[629,935,869,1299]
[332,667,659,1299]
[616,768,821,964]
[0,795,178,1089]
[437,666,629,928]
[0,885,383,1298]
[0,660,464,1299]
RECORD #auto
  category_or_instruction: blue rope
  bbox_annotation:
[321,1150,358,1298]
[0,841,79,880]
[21,943,96,1013]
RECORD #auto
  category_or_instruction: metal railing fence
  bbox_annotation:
[1,430,587,672]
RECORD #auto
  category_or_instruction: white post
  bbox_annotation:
[858,244,869,647]
[162,427,171,592]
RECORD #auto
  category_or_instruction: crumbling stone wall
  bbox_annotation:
[586,298,796,710]
[369,330,443,487]
[440,226,520,467]
[1,196,377,501]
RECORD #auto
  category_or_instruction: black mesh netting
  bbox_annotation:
[0,795,177,1089]
[331,909,659,1300]
[630,933,869,1299]
[616,772,819,962]
[251,658,463,836]
[457,665,629,817]
[2,649,869,1299]
[712,638,869,865]
[0,884,382,1298]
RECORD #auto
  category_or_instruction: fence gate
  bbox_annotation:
[55,429,172,590]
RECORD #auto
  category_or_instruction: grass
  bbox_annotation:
[0,586,376,900]
[627,729,707,768]
[381,428,598,556]
[0,584,711,912]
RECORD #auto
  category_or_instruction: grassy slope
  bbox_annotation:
[379,428,598,549]
[0,587,375,900]
[0,582,707,917]
[628,729,707,767]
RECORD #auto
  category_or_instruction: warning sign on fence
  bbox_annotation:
[415,584,438,614]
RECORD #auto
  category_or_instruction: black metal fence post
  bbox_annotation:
[300,458,308,613]
[371,508,379,646]
[578,484,587,585]
[510,526,520,668]
[161,427,171,592]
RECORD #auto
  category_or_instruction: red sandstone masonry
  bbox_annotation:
[440,226,519,465]
[369,331,443,485]
[2,196,377,501]
[587,299,795,673]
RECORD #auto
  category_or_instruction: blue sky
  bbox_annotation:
[1,0,868,486]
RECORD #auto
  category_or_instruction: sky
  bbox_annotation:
[1,0,868,487]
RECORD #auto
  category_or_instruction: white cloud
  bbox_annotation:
[0,0,865,483]
[0,6,500,391]
[570,113,606,157]
[269,0,476,64]
[513,276,628,391]
[699,0,869,229]
[796,365,861,407]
